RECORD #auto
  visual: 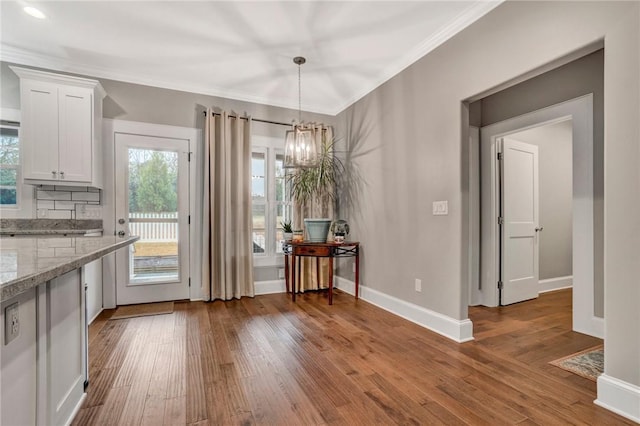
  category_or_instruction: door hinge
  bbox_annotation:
[498,216,504,225]
[188,152,192,162]
[189,277,191,287]
[497,152,503,160]
[188,215,191,225]
[498,280,503,290]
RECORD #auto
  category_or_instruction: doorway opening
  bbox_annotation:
[499,119,573,305]
[470,94,603,338]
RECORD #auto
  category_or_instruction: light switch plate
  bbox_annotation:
[432,200,448,215]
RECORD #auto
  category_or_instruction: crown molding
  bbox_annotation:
[0,44,335,115]
[333,0,505,115]
[1,1,503,117]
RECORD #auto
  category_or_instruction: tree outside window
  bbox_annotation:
[0,125,20,207]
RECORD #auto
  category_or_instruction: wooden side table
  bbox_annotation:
[283,241,359,305]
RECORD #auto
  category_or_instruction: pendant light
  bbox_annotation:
[284,57,321,168]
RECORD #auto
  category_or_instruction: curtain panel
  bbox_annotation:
[202,109,255,301]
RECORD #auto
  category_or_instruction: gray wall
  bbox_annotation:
[1,61,334,131]
[1,61,335,284]
[474,49,604,317]
[509,121,573,281]
[335,0,639,389]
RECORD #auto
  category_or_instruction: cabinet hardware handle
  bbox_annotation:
[52,171,57,177]
[60,171,65,178]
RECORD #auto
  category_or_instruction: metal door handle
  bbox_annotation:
[118,218,126,224]
[118,230,126,237]
[535,227,544,232]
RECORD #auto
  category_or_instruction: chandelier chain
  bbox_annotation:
[298,63,302,123]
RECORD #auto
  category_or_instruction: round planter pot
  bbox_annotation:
[304,218,332,242]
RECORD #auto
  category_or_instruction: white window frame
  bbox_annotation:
[252,135,291,267]
[0,108,34,218]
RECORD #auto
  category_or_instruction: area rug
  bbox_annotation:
[549,345,603,381]
[109,301,174,320]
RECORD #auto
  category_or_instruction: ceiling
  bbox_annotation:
[0,1,502,116]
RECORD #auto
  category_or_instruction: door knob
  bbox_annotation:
[535,227,544,232]
[118,230,126,237]
[118,218,126,224]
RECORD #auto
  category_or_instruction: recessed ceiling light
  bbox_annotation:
[23,6,46,19]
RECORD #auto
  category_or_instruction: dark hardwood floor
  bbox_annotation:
[72,288,632,425]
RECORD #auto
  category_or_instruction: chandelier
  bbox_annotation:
[284,56,322,168]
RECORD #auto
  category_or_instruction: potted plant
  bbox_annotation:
[281,219,293,241]
[287,138,344,242]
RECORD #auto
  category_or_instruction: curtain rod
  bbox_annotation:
[203,111,291,127]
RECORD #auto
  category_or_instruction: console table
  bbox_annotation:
[283,241,359,305]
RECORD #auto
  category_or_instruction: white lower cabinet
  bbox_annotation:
[40,269,85,425]
[1,269,86,426]
[1,288,38,426]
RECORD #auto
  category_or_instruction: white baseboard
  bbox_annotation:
[335,276,474,343]
[539,275,573,294]
[89,309,103,325]
[67,393,87,426]
[595,374,640,423]
[255,280,286,295]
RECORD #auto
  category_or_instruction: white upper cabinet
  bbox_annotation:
[11,66,106,188]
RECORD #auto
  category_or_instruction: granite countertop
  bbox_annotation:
[0,235,139,303]
[0,219,103,236]
[1,228,104,236]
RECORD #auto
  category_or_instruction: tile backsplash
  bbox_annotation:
[36,185,101,219]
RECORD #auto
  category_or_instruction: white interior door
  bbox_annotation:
[115,133,190,305]
[501,137,540,305]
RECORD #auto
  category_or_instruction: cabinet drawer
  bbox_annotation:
[294,245,330,257]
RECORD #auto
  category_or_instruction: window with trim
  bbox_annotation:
[251,137,292,262]
[0,124,20,208]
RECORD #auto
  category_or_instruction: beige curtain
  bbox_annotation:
[292,125,334,292]
[202,109,254,301]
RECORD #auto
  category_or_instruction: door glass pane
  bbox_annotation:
[127,148,179,283]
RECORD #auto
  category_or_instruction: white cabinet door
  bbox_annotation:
[11,66,105,187]
[21,80,60,181]
[84,258,103,323]
[1,289,38,426]
[58,87,93,182]
[47,269,85,426]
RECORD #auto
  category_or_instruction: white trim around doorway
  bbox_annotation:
[475,94,602,338]
[101,119,203,306]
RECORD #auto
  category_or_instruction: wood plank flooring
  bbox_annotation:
[72,289,633,425]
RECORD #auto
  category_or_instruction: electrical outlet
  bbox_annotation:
[278,268,285,279]
[415,278,422,292]
[76,204,102,219]
[352,263,356,273]
[432,200,448,216]
[5,302,20,345]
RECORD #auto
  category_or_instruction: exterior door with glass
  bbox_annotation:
[114,133,190,305]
